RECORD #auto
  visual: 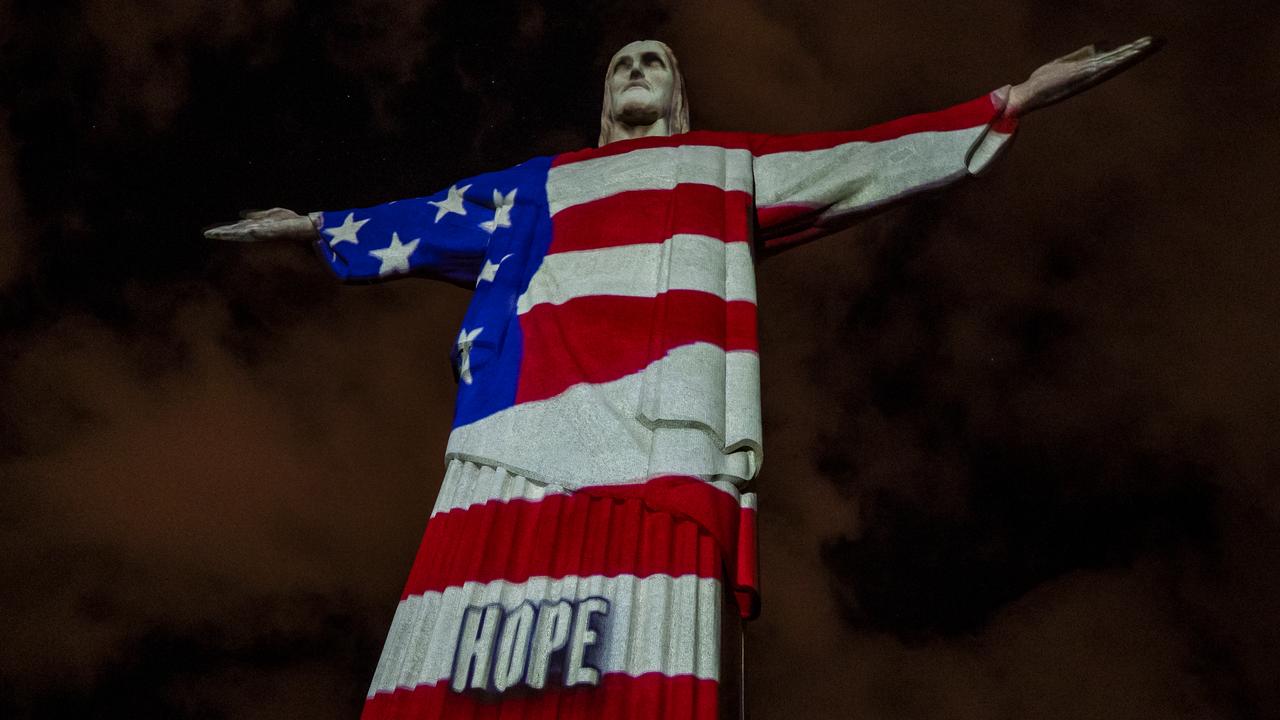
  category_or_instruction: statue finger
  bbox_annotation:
[203,217,272,242]
[1054,44,1101,64]
[1061,35,1162,96]
[1087,36,1163,73]
[203,222,258,242]
[240,207,298,221]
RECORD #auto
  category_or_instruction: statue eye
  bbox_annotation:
[642,53,665,68]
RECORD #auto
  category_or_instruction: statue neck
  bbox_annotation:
[609,117,671,143]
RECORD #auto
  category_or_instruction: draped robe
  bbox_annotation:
[313,89,1018,718]
[315,89,1017,490]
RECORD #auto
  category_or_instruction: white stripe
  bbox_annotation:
[446,344,760,488]
[431,459,568,517]
[431,458,744,517]
[368,574,722,696]
[753,126,988,220]
[517,235,756,314]
[547,145,754,216]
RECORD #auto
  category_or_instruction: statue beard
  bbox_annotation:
[614,98,665,128]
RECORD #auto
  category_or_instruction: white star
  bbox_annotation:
[479,188,518,233]
[428,183,471,223]
[476,254,513,286]
[368,232,420,276]
[456,327,484,384]
[323,212,369,247]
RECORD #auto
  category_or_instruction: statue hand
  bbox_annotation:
[203,207,319,242]
[1006,36,1163,117]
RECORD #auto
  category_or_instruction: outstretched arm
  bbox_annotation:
[751,89,1019,252]
[205,196,493,287]
[752,36,1161,254]
[203,158,550,287]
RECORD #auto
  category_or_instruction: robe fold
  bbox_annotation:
[311,88,1018,719]
[316,88,1017,490]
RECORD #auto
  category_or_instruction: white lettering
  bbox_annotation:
[450,604,502,692]
[451,598,611,694]
[565,597,610,686]
[526,600,573,689]
[492,603,536,692]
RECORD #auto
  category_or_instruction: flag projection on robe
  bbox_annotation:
[359,461,754,718]
[312,91,1016,719]
[312,90,1016,492]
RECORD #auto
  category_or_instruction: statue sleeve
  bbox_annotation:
[750,87,1019,253]
[309,161,539,287]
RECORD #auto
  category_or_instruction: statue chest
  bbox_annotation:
[452,140,763,465]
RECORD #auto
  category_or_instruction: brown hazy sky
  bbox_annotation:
[2,1,1278,718]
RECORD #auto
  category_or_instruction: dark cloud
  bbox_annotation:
[666,1,1280,717]
[2,1,1279,718]
[0,3,665,716]
[0,1,26,289]
[81,0,298,129]
[316,0,439,129]
[0,110,27,290]
[0,284,464,708]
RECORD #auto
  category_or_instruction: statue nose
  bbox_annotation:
[629,67,644,80]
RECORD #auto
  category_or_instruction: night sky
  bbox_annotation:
[3,1,1279,718]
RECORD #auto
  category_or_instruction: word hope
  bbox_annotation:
[450,597,611,694]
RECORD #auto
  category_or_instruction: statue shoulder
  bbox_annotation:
[554,131,761,166]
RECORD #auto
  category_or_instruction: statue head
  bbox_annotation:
[599,40,689,146]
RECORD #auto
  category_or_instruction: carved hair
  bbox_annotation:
[598,40,690,146]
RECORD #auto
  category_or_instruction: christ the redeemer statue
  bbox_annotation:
[207,37,1159,719]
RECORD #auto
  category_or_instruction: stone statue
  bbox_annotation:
[206,37,1160,720]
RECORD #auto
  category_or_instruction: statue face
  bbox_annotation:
[607,40,675,127]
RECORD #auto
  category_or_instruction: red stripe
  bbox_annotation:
[551,93,1003,167]
[361,673,720,720]
[750,93,1003,155]
[401,491,722,598]
[734,505,760,621]
[550,185,752,253]
[755,203,821,231]
[515,291,757,404]
[576,477,740,562]
[755,205,833,252]
[552,130,756,167]
[578,477,756,619]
